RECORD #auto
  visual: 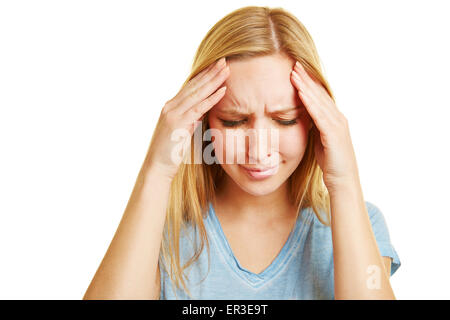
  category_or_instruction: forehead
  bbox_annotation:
[212,54,302,114]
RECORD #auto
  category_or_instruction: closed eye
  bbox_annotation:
[220,119,245,127]
[219,118,298,127]
[276,119,298,126]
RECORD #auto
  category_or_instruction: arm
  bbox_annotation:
[330,180,396,300]
[289,59,396,299]
[82,57,229,300]
[83,163,172,300]
[383,256,391,278]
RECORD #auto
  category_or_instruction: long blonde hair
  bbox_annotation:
[159,5,333,299]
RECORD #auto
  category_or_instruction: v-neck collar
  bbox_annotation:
[206,202,313,288]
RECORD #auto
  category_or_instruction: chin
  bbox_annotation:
[236,183,284,197]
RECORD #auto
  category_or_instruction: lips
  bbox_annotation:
[240,164,280,180]
[241,165,278,172]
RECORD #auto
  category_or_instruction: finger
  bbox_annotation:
[193,58,226,88]
[294,61,323,89]
[292,64,340,129]
[183,86,227,132]
[293,64,324,106]
[170,57,226,109]
[293,71,323,109]
[291,70,329,133]
[294,62,340,114]
[177,64,230,115]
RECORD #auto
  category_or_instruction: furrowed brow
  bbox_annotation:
[219,109,252,116]
[269,106,302,114]
[218,106,301,116]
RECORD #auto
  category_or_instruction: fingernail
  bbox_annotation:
[218,57,226,67]
[295,61,301,68]
[292,70,300,81]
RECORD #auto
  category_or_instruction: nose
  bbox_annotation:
[246,119,280,166]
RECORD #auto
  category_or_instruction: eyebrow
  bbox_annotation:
[218,106,302,116]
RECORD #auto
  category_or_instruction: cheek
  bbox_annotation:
[207,117,227,159]
[279,123,310,159]
[208,115,246,160]
[210,129,242,163]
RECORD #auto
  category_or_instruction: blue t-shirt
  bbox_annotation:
[159,200,401,299]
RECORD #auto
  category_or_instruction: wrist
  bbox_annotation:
[327,177,362,199]
[140,162,175,186]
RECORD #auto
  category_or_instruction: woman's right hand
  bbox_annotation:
[143,57,230,180]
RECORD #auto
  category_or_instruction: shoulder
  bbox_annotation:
[307,200,401,277]
[365,200,385,219]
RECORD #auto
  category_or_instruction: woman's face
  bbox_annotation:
[207,53,313,196]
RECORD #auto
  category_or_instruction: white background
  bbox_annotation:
[0,0,448,299]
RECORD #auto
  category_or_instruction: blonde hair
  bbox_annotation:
[159,5,333,299]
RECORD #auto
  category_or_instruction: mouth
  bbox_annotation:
[239,164,280,180]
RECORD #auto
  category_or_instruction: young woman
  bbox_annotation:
[83,6,401,300]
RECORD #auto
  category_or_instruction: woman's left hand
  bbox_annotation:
[291,61,360,192]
